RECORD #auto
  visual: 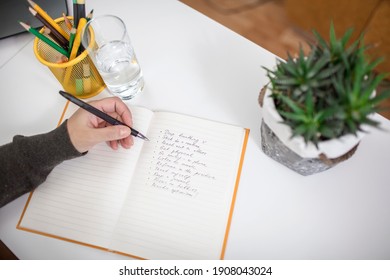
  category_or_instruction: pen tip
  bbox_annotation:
[138,134,150,141]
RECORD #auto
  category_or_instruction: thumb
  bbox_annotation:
[94,125,131,143]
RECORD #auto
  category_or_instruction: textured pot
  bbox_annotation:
[258,86,364,176]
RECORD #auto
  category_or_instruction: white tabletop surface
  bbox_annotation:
[1,0,390,260]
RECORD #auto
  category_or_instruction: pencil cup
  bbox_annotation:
[33,17,106,99]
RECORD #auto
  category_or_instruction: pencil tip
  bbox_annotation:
[27,0,35,7]
[28,6,36,15]
[19,21,29,29]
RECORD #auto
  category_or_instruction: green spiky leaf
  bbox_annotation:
[264,22,390,145]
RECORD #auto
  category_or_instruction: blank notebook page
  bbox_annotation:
[19,106,153,249]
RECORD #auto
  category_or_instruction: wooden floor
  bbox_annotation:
[180,0,310,59]
[180,0,390,119]
[0,240,17,260]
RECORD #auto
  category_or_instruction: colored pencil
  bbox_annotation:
[77,0,86,20]
[29,7,68,49]
[62,13,73,30]
[27,0,70,40]
[63,18,87,86]
[68,18,87,60]
[86,9,94,21]
[73,0,80,28]
[82,63,92,93]
[67,27,77,56]
[42,27,68,51]
[19,21,68,57]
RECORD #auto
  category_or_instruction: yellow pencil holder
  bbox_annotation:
[33,17,105,99]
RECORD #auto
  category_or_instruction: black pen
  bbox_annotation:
[59,90,149,141]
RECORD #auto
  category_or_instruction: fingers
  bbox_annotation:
[97,125,131,142]
[86,98,135,150]
[107,137,133,150]
[67,97,135,153]
[94,111,125,128]
[89,97,133,127]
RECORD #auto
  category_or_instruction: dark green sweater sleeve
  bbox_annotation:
[0,120,84,207]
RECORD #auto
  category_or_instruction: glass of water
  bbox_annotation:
[81,15,144,100]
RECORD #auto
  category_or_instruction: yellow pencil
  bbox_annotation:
[82,63,92,93]
[27,0,70,40]
[68,18,87,60]
[63,18,87,88]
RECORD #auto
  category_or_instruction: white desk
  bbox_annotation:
[1,0,390,260]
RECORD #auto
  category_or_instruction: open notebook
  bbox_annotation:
[17,102,249,259]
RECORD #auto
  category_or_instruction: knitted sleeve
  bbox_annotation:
[0,120,84,207]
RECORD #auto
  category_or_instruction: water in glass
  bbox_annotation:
[96,40,144,99]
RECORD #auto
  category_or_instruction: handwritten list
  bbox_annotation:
[148,129,213,198]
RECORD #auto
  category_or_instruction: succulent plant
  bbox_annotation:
[264,23,390,146]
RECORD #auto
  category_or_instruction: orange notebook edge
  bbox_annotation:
[16,101,70,230]
[219,128,250,260]
[16,225,147,260]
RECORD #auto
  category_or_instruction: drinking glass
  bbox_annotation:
[82,15,144,100]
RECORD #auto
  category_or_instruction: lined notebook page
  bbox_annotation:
[19,106,154,249]
[109,112,246,259]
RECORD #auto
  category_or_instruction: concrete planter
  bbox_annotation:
[258,86,364,176]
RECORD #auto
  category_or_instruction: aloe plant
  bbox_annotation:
[264,23,390,146]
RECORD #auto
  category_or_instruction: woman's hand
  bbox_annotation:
[67,97,134,153]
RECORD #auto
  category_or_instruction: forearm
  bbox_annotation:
[0,120,83,207]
